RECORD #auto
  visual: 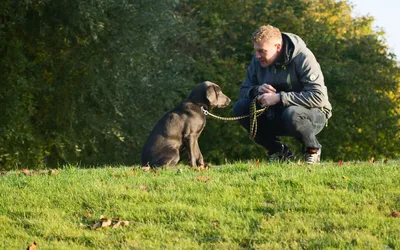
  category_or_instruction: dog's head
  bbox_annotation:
[189,81,231,109]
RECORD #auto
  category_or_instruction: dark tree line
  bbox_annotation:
[1,0,398,169]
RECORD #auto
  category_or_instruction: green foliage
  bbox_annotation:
[0,0,196,169]
[0,0,399,169]
[176,0,400,163]
[1,162,400,248]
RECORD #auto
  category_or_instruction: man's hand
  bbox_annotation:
[257,93,280,107]
[258,84,276,94]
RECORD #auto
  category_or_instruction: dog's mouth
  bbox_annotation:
[216,98,231,108]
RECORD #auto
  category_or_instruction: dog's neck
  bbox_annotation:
[185,98,213,112]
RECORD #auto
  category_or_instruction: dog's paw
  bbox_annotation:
[198,163,211,171]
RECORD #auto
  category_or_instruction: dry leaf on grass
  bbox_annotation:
[328,185,336,189]
[49,169,59,175]
[150,169,160,176]
[112,220,129,229]
[85,209,92,218]
[369,157,375,163]
[100,216,112,228]
[18,169,59,176]
[21,169,33,176]
[211,221,219,228]
[337,160,344,166]
[391,211,400,217]
[142,166,151,172]
[139,185,148,191]
[196,176,210,183]
[26,241,37,250]
[91,215,130,230]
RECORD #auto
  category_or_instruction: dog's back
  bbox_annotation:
[141,104,190,167]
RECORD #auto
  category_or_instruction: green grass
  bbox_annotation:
[1,161,400,249]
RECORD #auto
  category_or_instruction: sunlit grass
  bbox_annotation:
[1,161,399,249]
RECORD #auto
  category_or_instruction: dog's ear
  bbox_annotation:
[206,85,218,106]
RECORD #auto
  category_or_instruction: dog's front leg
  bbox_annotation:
[184,135,204,167]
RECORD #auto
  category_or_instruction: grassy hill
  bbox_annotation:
[1,161,399,249]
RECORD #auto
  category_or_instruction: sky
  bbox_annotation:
[349,0,400,58]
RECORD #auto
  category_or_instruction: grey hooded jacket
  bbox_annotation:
[239,32,332,119]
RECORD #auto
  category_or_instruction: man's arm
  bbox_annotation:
[280,49,328,108]
[239,55,261,99]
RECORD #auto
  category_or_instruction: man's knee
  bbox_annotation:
[282,106,311,131]
[233,98,252,116]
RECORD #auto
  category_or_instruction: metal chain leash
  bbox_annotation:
[201,97,268,140]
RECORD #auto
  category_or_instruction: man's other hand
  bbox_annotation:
[257,93,280,107]
[258,84,276,94]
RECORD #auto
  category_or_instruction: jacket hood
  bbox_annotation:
[277,32,307,66]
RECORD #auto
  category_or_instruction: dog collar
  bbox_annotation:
[200,106,209,116]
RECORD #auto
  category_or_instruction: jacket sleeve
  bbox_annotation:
[239,55,260,99]
[280,48,328,109]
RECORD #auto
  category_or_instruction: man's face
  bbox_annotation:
[253,40,281,67]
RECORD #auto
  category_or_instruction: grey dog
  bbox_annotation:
[141,81,231,168]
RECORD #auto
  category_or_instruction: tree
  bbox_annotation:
[176,0,400,163]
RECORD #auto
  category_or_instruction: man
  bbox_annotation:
[233,25,332,164]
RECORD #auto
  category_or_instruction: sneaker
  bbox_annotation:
[304,148,321,164]
[268,144,296,163]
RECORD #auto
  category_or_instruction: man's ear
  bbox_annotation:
[276,43,282,52]
[206,86,218,106]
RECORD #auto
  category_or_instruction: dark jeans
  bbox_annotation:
[233,98,326,154]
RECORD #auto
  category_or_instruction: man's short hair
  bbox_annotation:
[252,25,282,44]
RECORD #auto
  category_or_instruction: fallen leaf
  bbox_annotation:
[101,218,112,228]
[391,211,400,217]
[91,216,130,230]
[337,160,344,166]
[26,241,37,250]
[211,221,219,228]
[150,169,160,176]
[22,169,32,176]
[142,166,151,172]
[369,157,375,163]
[196,176,210,183]
[85,209,92,218]
[112,220,129,229]
[328,185,336,189]
[49,169,59,175]
[139,185,148,191]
